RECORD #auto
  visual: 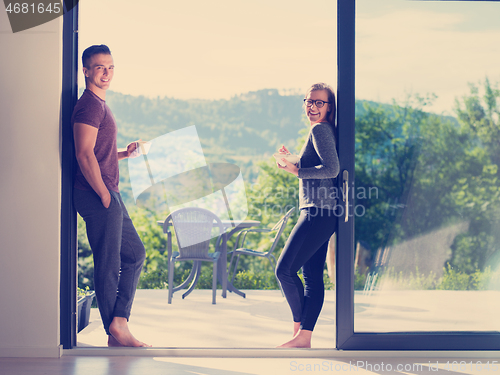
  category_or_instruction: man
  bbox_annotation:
[72,44,149,347]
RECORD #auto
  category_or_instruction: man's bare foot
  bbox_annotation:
[276,329,312,348]
[108,317,151,347]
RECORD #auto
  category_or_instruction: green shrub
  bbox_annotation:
[138,265,204,290]
[138,269,169,289]
[77,215,94,290]
[77,286,91,298]
[232,270,280,290]
[371,264,500,291]
[354,270,367,290]
[476,266,500,290]
[138,267,281,291]
[436,264,470,290]
[436,264,500,291]
[377,267,438,290]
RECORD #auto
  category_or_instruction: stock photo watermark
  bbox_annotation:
[3,1,77,33]
[250,184,380,219]
[289,360,499,373]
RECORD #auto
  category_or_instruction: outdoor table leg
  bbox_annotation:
[173,261,198,292]
[216,257,245,298]
[182,261,201,299]
[219,226,247,298]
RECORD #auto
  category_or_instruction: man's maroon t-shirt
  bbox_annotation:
[71,89,119,193]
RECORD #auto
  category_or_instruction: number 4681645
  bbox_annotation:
[5,3,62,14]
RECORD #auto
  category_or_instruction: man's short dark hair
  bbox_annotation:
[82,44,111,68]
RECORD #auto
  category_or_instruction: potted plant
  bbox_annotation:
[77,287,96,333]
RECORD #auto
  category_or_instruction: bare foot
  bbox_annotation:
[107,335,124,347]
[276,329,312,348]
[108,317,151,347]
[293,322,301,337]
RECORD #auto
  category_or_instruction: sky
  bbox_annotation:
[79,0,500,115]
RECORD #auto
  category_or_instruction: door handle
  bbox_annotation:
[342,170,349,222]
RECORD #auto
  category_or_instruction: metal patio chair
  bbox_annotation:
[163,207,227,304]
[228,207,295,296]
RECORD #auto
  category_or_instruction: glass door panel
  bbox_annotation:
[76,0,339,349]
[354,0,500,333]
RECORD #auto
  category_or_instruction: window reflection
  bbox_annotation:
[355,0,500,333]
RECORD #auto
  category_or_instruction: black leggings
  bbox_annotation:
[276,207,337,331]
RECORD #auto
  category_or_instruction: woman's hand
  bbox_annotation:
[277,160,299,179]
[278,145,290,155]
[276,144,298,176]
[277,158,298,176]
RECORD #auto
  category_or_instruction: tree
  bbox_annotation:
[355,81,500,276]
[449,79,500,273]
[77,216,94,290]
[354,94,463,253]
[238,127,308,274]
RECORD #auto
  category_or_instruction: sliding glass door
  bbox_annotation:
[336,0,500,350]
[63,0,500,350]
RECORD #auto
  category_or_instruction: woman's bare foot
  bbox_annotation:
[108,317,151,347]
[276,329,312,348]
[107,335,124,347]
[293,322,301,337]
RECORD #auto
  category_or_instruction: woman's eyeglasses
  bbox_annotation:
[303,99,329,108]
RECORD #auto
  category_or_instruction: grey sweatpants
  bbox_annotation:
[74,188,146,335]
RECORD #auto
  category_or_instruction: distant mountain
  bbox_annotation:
[101,89,308,204]
[107,89,305,156]
[87,89,456,205]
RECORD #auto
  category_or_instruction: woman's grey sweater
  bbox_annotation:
[297,122,340,210]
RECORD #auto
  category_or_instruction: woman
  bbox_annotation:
[275,82,340,348]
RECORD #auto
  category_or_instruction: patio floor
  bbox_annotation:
[77,289,336,348]
[78,288,500,349]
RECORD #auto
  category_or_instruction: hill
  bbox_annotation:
[102,89,307,204]
[91,89,456,205]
